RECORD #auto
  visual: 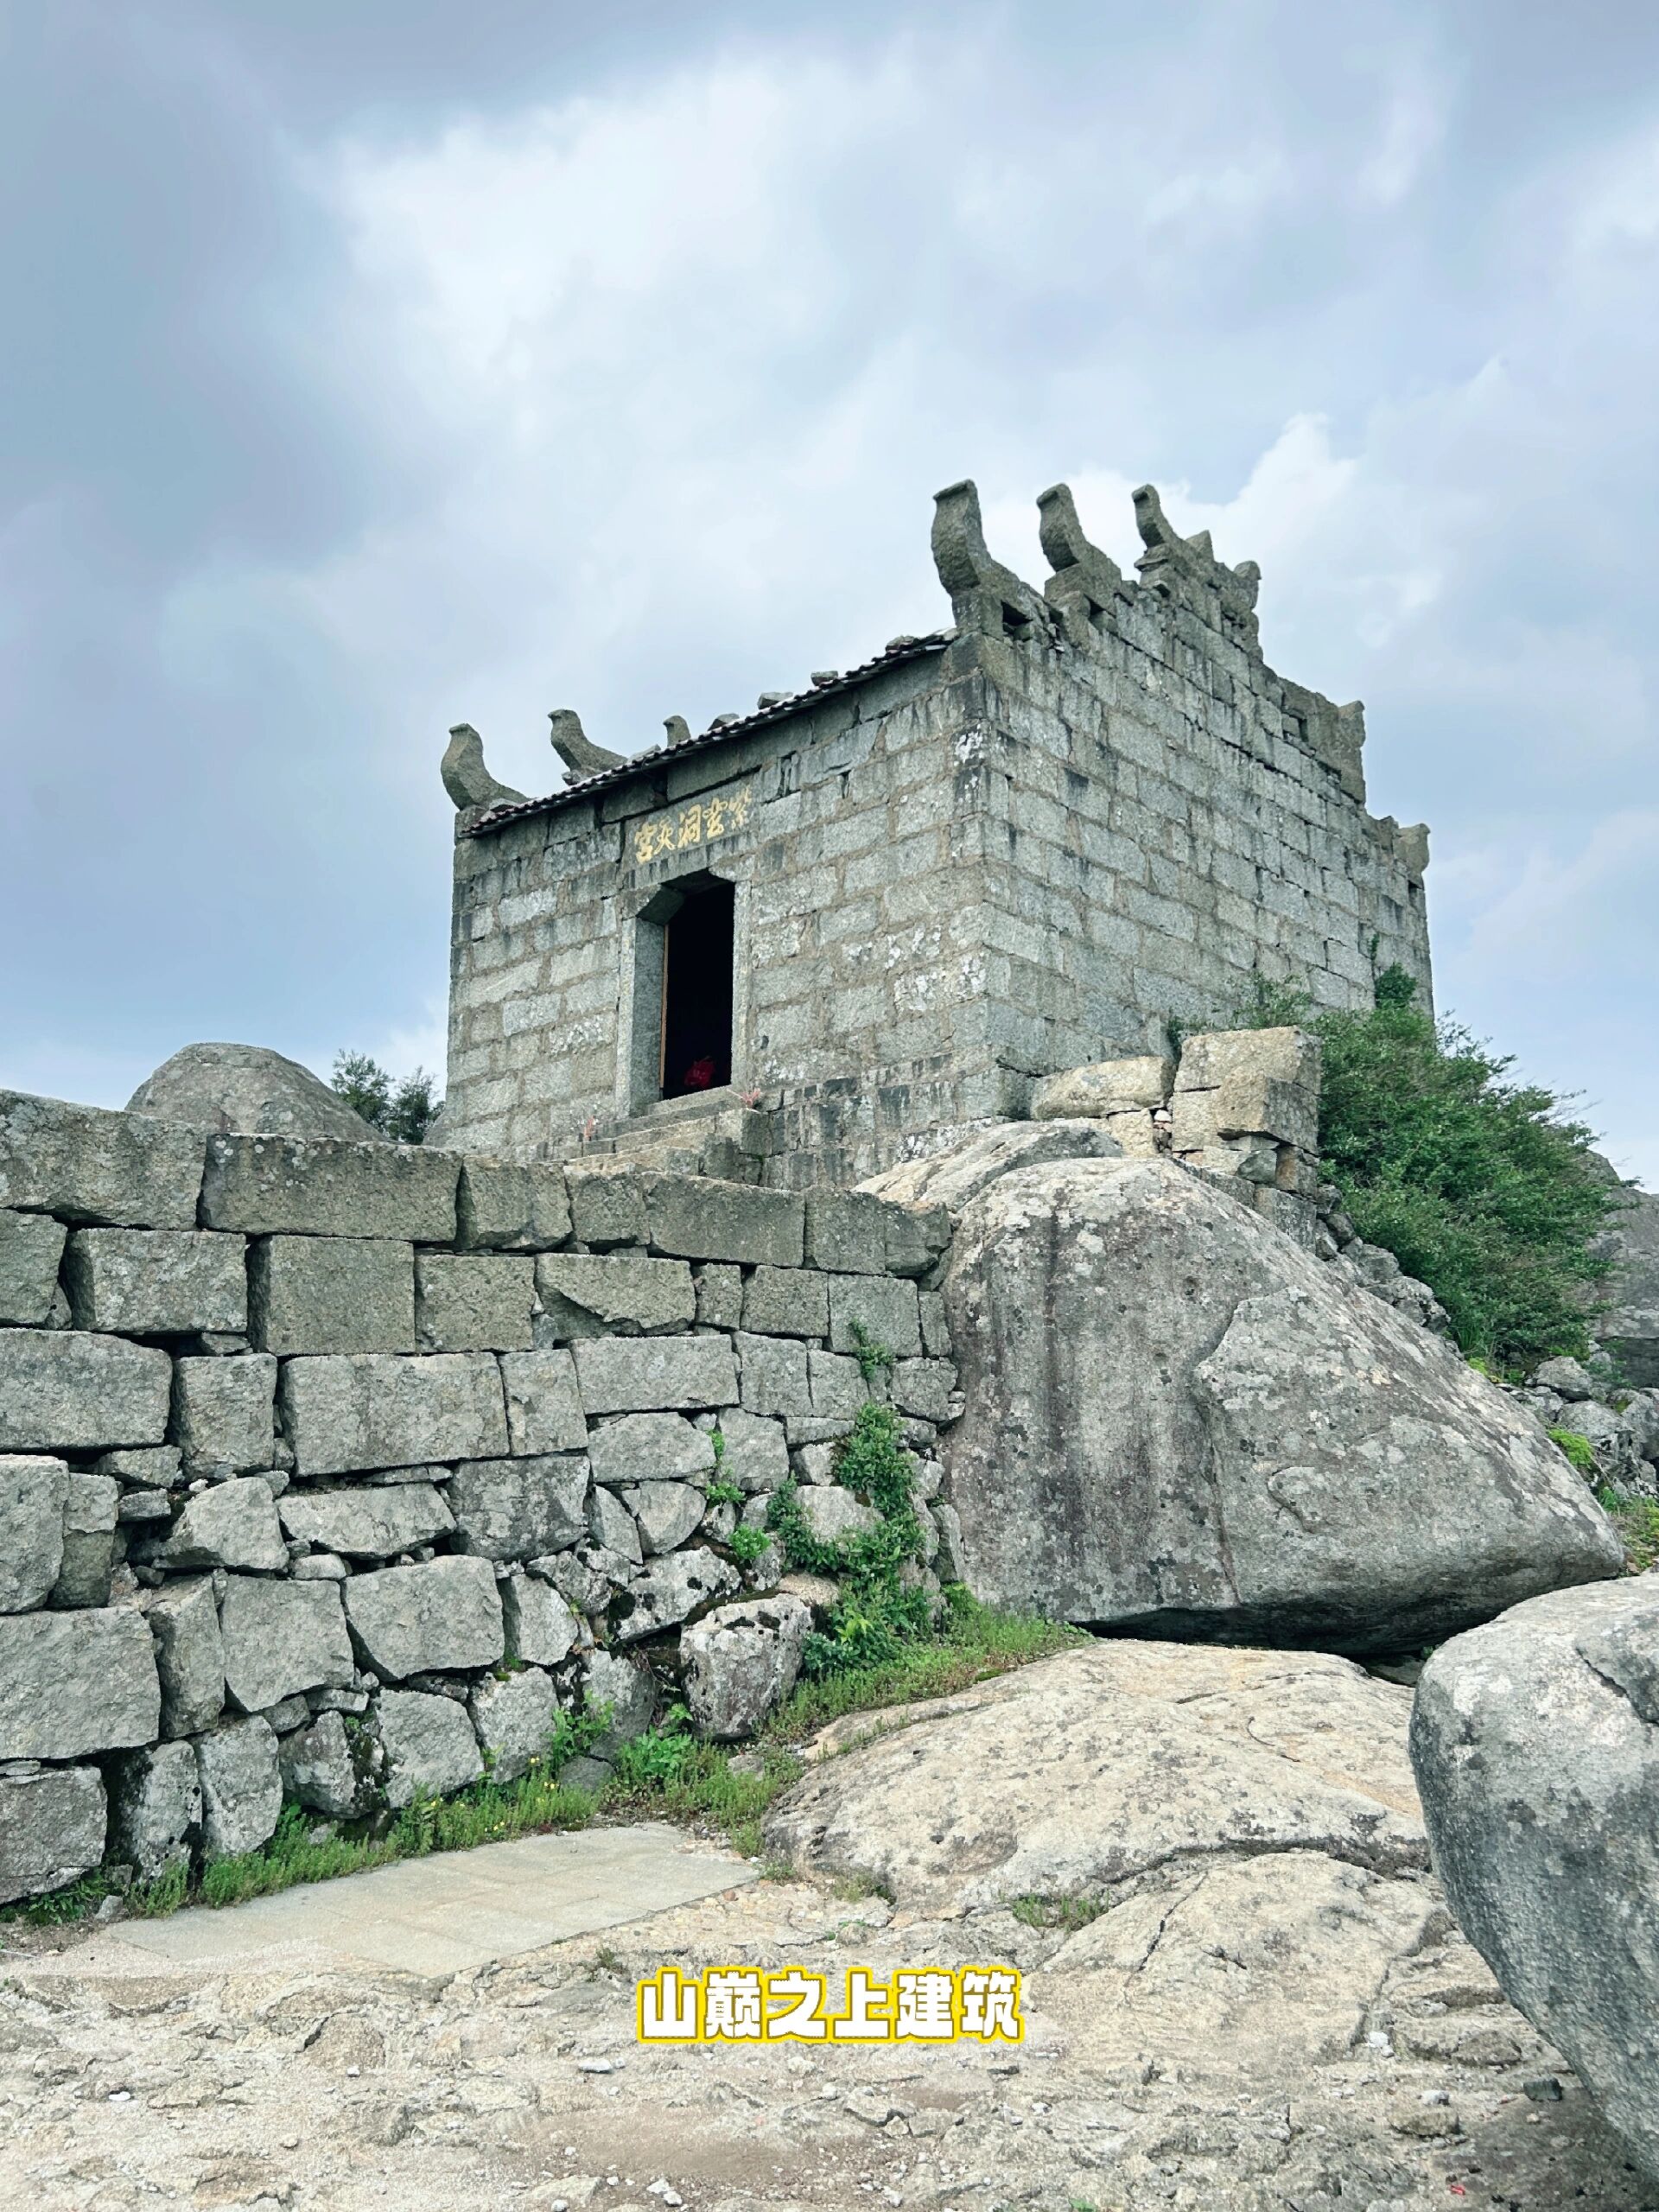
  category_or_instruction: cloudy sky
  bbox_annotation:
[3,1,1656,1179]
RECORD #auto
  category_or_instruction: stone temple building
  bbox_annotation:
[438,478,1431,1189]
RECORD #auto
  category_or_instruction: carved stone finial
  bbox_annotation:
[931,480,1052,643]
[1036,484,1124,644]
[547,708,626,785]
[664,715,695,749]
[1132,484,1261,649]
[441,723,527,813]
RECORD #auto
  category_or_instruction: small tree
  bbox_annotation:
[1237,969,1618,1370]
[331,1052,442,1145]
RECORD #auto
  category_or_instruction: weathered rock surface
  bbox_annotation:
[640,1173,804,1268]
[455,1156,572,1250]
[0,1454,67,1611]
[63,1227,247,1336]
[278,1478,455,1559]
[497,1347,587,1453]
[277,1351,508,1476]
[500,1571,581,1665]
[1411,1575,1659,2183]
[613,1547,739,1642]
[621,1480,704,1554]
[154,1477,286,1573]
[342,1555,504,1679]
[249,1236,416,1355]
[0,1765,106,1904]
[449,1454,588,1560]
[50,1470,120,1609]
[0,1206,67,1325]
[581,1648,658,1751]
[682,1594,810,1738]
[143,1574,224,1738]
[277,1708,362,1818]
[792,1484,880,1548]
[588,1410,715,1488]
[535,1252,695,1337]
[108,1740,200,1878]
[373,1688,483,1807]
[414,1252,534,1351]
[170,1353,276,1475]
[767,1639,1427,1910]
[200,1131,457,1242]
[218,1575,354,1713]
[195,1716,282,1858]
[127,1042,381,1142]
[469,1665,557,1782]
[0,1605,161,1759]
[1031,1052,1174,1121]
[569,1332,737,1415]
[703,1407,789,1492]
[0,1087,203,1228]
[942,1156,1623,1649]
[859,1116,1120,1216]
[1594,1179,1659,1387]
[0,1329,172,1452]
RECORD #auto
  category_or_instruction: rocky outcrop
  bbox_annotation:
[127,1043,382,1144]
[1411,1576,1659,2183]
[859,1118,1120,1216]
[941,1155,1622,1649]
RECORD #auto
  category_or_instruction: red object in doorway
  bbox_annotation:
[683,1058,717,1090]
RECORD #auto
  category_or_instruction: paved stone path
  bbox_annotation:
[74,1822,757,1976]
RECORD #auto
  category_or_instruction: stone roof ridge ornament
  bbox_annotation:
[547,707,627,785]
[1035,482,1125,645]
[664,715,696,749]
[1132,483,1261,650]
[440,722,528,813]
[931,479,1053,646]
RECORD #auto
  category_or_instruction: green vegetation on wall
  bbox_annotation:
[1241,968,1618,1371]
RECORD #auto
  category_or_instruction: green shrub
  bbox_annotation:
[1548,1427,1599,1478]
[1240,968,1617,1370]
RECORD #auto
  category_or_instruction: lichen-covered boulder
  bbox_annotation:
[682,1595,810,1738]
[127,1042,382,1143]
[942,1155,1622,1650]
[1411,1576,1659,2183]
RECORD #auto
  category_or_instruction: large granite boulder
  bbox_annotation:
[859,1116,1120,1217]
[942,1155,1622,1650]
[1411,1576,1659,2183]
[681,1594,810,1738]
[127,1042,382,1143]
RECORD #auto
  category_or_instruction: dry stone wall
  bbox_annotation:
[0,1089,957,1907]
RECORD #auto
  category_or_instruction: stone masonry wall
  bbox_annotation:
[0,1090,957,1908]
[442,479,1431,1191]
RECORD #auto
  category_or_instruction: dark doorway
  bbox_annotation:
[659,877,734,1098]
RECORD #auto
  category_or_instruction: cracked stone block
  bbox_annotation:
[0,1606,161,1760]
[682,1594,812,1740]
[277,1352,508,1476]
[827,1274,922,1360]
[622,1482,705,1555]
[450,1454,590,1560]
[64,1228,247,1336]
[0,1207,67,1325]
[470,1666,558,1783]
[500,1572,582,1667]
[498,1348,587,1454]
[153,1477,286,1573]
[415,1253,535,1351]
[195,1715,282,1859]
[170,1354,277,1476]
[342,1555,504,1680]
[49,1471,121,1610]
[534,1253,695,1338]
[219,1575,355,1713]
[0,1764,106,1905]
[143,1574,225,1738]
[456,1157,573,1251]
[278,1479,454,1559]
[741,1267,829,1338]
[0,1330,172,1453]
[612,1547,740,1643]
[892,1357,958,1424]
[587,1412,715,1488]
[570,1332,738,1416]
[108,1740,200,1879]
[373,1688,483,1807]
[588,1484,642,1564]
[0,1453,67,1611]
[563,1166,648,1249]
[199,1132,458,1241]
[278,1709,363,1819]
[249,1236,416,1355]
[0,1089,204,1229]
[641,1173,804,1268]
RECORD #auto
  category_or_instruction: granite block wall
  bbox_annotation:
[0,1090,957,1908]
